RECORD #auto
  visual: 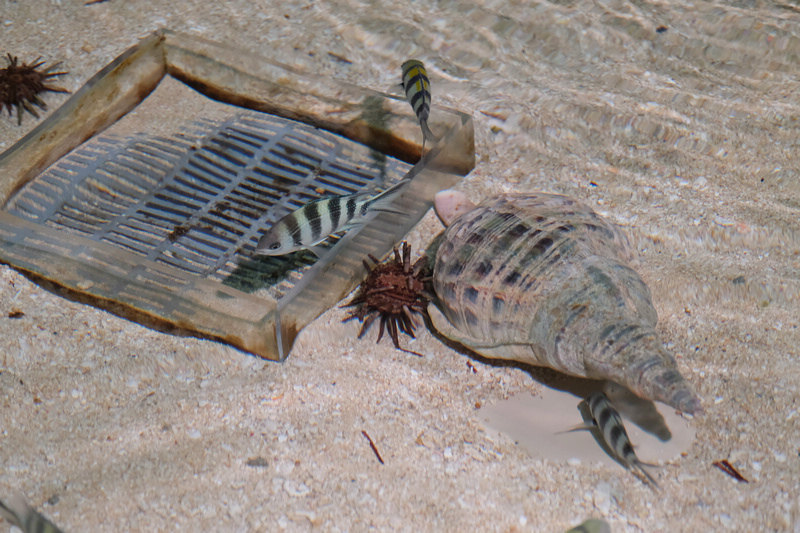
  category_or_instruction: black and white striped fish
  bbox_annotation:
[569,392,659,488]
[400,59,436,149]
[0,493,64,533]
[255,179,409,256]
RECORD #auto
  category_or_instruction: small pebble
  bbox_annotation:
[593,482,611,515]
[284,479,311,497]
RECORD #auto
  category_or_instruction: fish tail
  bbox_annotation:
[0,495,29,528]
[634,460,660,489]
[365,179,410,214]
[0,498,17,526]
[0,493,64,533]
[565,518,612,533]
[420,119,437,150]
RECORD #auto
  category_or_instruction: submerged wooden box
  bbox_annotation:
[0,30,474,361]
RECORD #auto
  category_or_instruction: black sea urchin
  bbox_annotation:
[0,53,69,125]
[343,242,431,356]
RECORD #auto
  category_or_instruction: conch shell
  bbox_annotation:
[429,190,703,415]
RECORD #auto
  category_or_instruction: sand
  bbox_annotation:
[1,0,799,531]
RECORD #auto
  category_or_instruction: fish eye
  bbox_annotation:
[268,242,281,250]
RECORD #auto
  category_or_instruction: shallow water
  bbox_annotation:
[1,0,799,531]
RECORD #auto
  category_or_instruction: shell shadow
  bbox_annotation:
[423,311,672,442]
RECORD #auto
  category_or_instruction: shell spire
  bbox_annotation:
[429,191,703,415]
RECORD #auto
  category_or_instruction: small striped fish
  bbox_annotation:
[0,493,64,533]
[256,179,409,256]
[579,392,659,488]
[400,59,436,149]
[565,518,611,533]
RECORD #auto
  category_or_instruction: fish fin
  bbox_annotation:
[634,461,660,489]
[308,244,328,258]
[368,207,406,216]
[340,218,369,233]
[555,422,596,435]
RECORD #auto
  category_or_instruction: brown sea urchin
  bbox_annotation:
[343,242,430,356]
[0,53,69,125]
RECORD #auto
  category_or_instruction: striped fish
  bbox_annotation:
[400,59,436,149]
[565,518,611,533]
[0,493,64,533]
[577,392,660,488]
[255,179,409,256]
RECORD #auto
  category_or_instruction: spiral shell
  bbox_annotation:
[429,192,702,415]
